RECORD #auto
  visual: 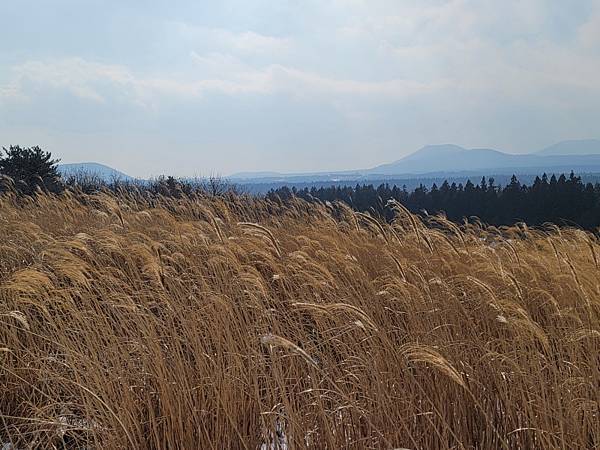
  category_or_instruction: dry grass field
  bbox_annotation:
[0,190,598,449]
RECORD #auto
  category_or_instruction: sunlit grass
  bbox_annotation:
[1,190,598,449]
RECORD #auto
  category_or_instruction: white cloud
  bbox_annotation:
[4,59,133,103]
[1,54,445,111]
[173,22,291,55]
[224,30,290,54]
[266,65,446,97]
[0,83,21,101]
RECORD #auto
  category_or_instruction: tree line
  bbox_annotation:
[267,173,600,229]
[3,145,600,229]
[0,145,236,198]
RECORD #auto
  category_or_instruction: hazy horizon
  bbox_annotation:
[2,1,600,177]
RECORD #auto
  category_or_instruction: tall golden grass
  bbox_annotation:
[0,190,598,449]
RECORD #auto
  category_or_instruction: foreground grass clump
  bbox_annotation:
[0,191,598,449]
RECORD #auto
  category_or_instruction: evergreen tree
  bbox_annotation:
[266,172,600,230]
[0,145,62,195]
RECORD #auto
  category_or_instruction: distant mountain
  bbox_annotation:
[367,143,600,176]
[369,144,520,174]
[536,139,600,156]
[58,163,133,181]
[230,139,600,183]
[60,139,600,187]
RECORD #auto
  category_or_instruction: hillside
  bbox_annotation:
[58,162,133,181]
[62,140,600,185]
[536,139,600,156]
[230,139,600,182]
[368,144,600,175]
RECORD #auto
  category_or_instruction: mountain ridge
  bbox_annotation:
[535,139,600,156]
[367,141,600,176]
[58,162,133,181]
[229,139,600,180]
[57,139,600,183]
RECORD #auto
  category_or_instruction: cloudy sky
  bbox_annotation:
[1,0,599,177]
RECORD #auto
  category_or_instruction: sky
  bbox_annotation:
[1,0,599,177]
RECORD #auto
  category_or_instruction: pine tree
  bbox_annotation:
[0,145,62,195]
